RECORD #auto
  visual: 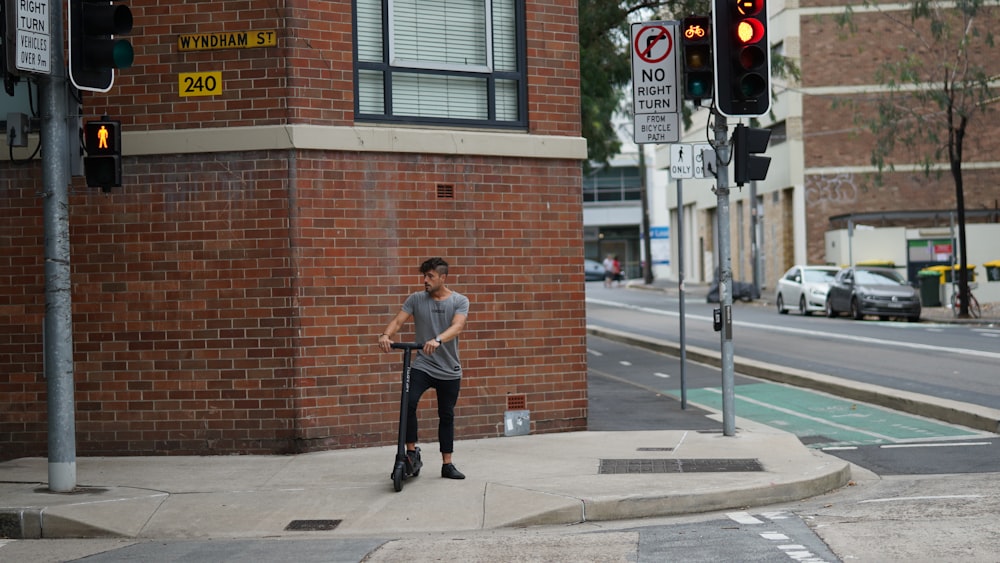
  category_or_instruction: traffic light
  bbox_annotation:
[733,123,770,186]
[84,118,122,191]
[713,0,771,117]
[69,0,134,92]
[681,16,713,102]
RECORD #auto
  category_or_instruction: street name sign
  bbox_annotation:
[630,21,680,144]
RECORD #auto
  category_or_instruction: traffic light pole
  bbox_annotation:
[39,0,78,492]
[713,110,736,437]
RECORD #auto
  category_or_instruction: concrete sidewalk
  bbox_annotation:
[0,422,850,540]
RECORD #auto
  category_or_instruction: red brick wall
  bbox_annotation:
[0,150,586,459]
[797,6,1000,264]
[89,0,582,135]
[0,0,586,459]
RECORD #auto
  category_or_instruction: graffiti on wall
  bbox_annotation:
[805,172,860,205]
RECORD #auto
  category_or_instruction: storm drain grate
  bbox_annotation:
[599,458,764,474]
[285,519,342,531]
[636,447,674,452]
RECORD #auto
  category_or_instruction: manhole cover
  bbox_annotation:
[285,519,342,531]
[599,458,763,474]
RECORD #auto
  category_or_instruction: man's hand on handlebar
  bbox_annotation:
[378,333,393,353]
[422,338,440,356]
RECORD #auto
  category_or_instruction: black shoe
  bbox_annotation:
[406,447,423,476]
[441,463,465,479]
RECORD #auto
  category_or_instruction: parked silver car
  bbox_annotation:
[825,267,921,322]
[775,265,839,315]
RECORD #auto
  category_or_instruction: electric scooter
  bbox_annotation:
[390,342,423,492]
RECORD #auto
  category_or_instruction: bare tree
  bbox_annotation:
[838,0,998,317]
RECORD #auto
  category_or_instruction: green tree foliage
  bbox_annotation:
[836,0,998,316]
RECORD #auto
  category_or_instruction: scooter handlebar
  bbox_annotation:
[390,342,423,351]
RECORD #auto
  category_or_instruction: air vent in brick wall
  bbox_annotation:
[436,184,455,199]
[506,394,526,411]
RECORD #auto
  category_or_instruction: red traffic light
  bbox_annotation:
[735,18,765,45]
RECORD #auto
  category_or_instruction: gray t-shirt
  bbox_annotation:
[402,290,470,380]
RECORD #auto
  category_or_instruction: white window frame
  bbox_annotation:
[387,0,494,74]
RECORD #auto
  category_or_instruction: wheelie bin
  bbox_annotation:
[917,269,941,307]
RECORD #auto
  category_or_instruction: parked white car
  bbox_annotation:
[775,265,839,315]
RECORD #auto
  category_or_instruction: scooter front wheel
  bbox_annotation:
[391,463,405,492]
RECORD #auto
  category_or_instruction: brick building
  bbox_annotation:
[0,0,588,460]
[666,0,1000,291]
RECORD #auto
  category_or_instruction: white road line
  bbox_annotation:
[587,349,603,356]
[619,360,632,366]
[821,446,858,451]
[727,511,763,524]
[653,372,671,378]
[879,441,992,449]
[859,494,983,504]
[587,298,1000,361]
[761,532,790,541]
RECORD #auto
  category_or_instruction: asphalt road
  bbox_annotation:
[587,333,999,476]
[586,283,1000,411]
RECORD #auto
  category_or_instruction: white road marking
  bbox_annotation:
[859,494,983,504]
[587,349,603,356]
[761,532,790,540]
[879,441,991,449]
[653,372,671,378]
[727,511,763,524]
[761,511,791,520]
[821,446,858,451]
[587,298,1000,361]
[619,360,632,366]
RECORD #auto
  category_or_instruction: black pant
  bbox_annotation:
[406,368,461,453]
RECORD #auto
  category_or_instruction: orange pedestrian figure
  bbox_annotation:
[97,125,109,149]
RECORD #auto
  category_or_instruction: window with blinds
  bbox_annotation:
[355,0,526,127]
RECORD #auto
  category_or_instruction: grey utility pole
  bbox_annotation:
[712,111,736,437]
[39,0,77,492]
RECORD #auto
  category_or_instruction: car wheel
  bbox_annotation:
[825,297,837,318]
[850,298,864,320]
[777,294,787,314]
[799,296,810,316]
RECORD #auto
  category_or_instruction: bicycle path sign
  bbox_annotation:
[630,21,680,144]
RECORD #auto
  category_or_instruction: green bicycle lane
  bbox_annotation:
[666,382,990,448]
